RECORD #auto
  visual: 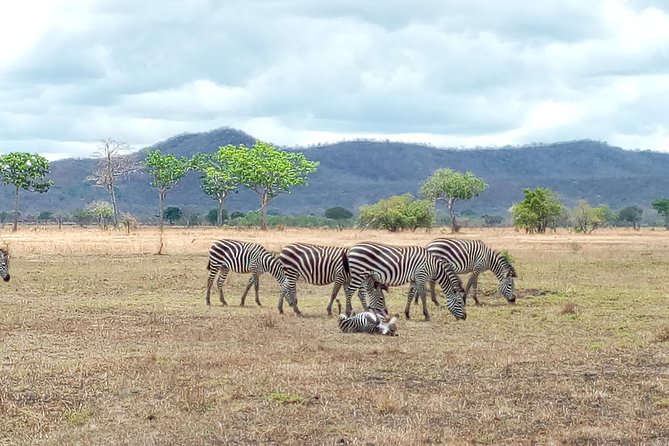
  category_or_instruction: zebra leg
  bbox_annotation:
[419,284,430,321]
[429,279,440,306]
[217,268,229,306]
[205,269,217,306]
[466,271,481,305]
[327,281,343,316]
[254,276,262,306]
[240,275,255,306]
[404,284,415,320]
[343,284,356,317]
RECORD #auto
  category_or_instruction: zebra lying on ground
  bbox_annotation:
[346,242,466,321]
[0,247,9,282]
[423,238,517,306]
[336,274,398,336]
[205,239,284,306]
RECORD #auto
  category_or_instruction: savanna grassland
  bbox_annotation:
[0,226,668,445]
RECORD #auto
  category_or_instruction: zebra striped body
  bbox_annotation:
[0,248,9,282]
[338,311,398,336]
[345,242,466,321]
[205,239,284,306]
[426,238,517,305]
[337,279,397,335]
[278,243,362,316]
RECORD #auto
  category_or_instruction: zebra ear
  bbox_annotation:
[388,317,398,327]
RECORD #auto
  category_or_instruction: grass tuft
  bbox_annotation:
[653,325,669,343]
[559,302,577,316]
[268,392,304,404]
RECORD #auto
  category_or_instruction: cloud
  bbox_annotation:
[0,0,668,159]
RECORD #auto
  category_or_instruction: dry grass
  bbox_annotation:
[0,226,668,445]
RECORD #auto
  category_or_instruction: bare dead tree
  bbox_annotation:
[87,138,139,227]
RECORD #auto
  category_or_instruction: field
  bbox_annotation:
[0,226,668,445]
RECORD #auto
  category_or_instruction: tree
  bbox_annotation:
[72,209,94,226]
[572,200,613,234]
[87,138,138,227]
[87,200,114,229]
[192,150,239,226]
[206,208,228,225]
[510,188,564,233]
[324,206,353,230]
[421,168,487,232]
[618,205,643,230]
[38,211,53,224]
[359,194,434,231]
[652,198,669,229]
[163,206,182,225]
[482,215,504,227]
[0,152,53,231]
[219,142,318,230]
[144,149,191,254]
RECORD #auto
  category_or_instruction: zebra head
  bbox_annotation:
[376,316,399,336]
[498,260,517,304]
[0,248,9,282]
[434,258,466,320]
[364,271,389,316]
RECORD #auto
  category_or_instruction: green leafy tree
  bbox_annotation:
[0,152,54,231]
[618,205,643,230]
[421,168,487,232]
[652,198,669,229]
[192,150,239,226]
[510,188,564,233]
[324,206,353,230]
[163,206,182,225]
[359,194,434,231]
[219,142,318,230]
[144,149,191,253]
[230,211,245,220]
[572,200,614,234]
[206,208,229,225]
[71,209,94,226]
[38,211,54,224]
[87,200,114,229]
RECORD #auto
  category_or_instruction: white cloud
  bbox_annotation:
[0,0,669,159]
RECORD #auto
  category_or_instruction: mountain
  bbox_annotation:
[3,127,668,220]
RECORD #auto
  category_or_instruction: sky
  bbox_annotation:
[1,0,668,160]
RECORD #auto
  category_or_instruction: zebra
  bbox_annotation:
[0,247,9,282]
[345,242,466,321]
[278,243,368,316]
[424,238,517,306]
[336,282,398,336]
[205,239,284,306]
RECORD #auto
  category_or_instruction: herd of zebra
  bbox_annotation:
[205,238,517,336]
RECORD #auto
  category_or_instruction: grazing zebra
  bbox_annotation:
[278,243,367,316]
[424,238,517,306]
[205,239,284,306]
[0,248,9,282]
[345,242,466,321]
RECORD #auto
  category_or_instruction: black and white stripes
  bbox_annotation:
[345,242,466,321]
[278,243,355,316]
[426,238,517,305]
[205,239,284,306]
[0,248,9,282]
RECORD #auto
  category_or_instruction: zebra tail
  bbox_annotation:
[206,258,211,271]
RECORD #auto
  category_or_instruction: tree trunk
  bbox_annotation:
[259,190,269,230]
[448,197,459,233]
[217,194,226,226]
[158,190,165,255]
[109,183,119,228]
[12,186,19,232]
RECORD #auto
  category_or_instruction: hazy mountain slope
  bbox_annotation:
[2,128,667,219]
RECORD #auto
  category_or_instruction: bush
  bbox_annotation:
[359,194,434,231]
